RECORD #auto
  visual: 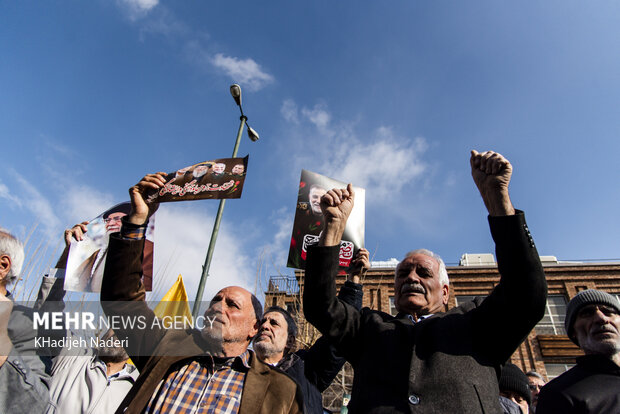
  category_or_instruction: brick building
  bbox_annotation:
[265,254,620,411]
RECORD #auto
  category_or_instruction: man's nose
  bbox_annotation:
[208,302,222,314]
[406,269,421,282]
[594,308,611,322]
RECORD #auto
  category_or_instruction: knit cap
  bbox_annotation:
[499,363,532,406]
[564,289,620,344]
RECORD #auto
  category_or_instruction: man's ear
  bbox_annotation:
[570,333,579,347]
[286,335,297,353]
[442,284,450,305]
[248,319,259,340]
[0,255,11,284]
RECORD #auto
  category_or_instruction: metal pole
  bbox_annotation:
[192,115,247,318]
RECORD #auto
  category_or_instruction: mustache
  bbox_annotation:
[256,330,273,340]
[592,324,616,335]
[204,310,225,324]
[401,282,426,295]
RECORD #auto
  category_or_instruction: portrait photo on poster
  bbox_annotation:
[287,169,365,270]
[64,201,155,293]
[145,156,249,203]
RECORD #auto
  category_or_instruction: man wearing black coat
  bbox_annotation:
[303,150,548,413]
[536,289,620,413]
[255,249,368,413]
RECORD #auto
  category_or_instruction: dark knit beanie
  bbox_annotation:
[565,289,620,344]
[499,363,532,406]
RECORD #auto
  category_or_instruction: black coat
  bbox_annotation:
[303,212,547,413]
[536,354,620,414]
[280,281,363,414]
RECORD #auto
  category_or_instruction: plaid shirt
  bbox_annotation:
[145,351,251,414]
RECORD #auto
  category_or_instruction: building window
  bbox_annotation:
[544,363,574,380]
[536,295,568,335]
[285,301,300,315]
[389,297,397,316]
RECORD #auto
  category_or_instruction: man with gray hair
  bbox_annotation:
[526,370,545,410]
[0,230,50,412]
[303,150,548,412]
[536,289,620,413]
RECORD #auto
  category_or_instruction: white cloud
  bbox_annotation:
[117,6,274,93]
[280,100,299,125]
[250,206,295,299]
[0,182,22,207]
[60,185,117,225]
[301,103,332,133]
[280,100,429,201]
[139,8,189,39]
[257,207,294,273]
[42,135,78,159]
[117,0,159,20]
[149,203,256,304]
[331,131,428,199]
[11,175,61,239]
[211,53,274,92]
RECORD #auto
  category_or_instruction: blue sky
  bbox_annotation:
[2,1,619,302]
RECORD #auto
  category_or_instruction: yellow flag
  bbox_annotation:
[153,274,193,322]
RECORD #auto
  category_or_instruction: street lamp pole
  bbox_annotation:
[192,85,258,318]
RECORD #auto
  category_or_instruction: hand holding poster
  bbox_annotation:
[145,156,249,203]
[64,202,154,293]
[287,170,365,270]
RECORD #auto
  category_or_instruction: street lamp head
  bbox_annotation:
[247,125,260,142]
[230,84,242,106]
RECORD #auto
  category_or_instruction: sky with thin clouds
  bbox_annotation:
[1,1,620,304]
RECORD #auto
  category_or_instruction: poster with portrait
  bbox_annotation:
[145,156,249,203]
[287,170,365,270]
[64,202,155,293]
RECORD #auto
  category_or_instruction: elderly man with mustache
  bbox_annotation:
[100,172,303,414]
[303,150,548,413]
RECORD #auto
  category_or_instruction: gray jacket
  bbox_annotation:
[36,273,139,414]
[0,296,51,413]
[46,347,138,414]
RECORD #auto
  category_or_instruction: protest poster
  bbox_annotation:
[64,202,154,293]
[145,156,249,203]
[287,170,365,270]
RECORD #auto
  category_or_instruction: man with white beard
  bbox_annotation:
[537,290,620,413]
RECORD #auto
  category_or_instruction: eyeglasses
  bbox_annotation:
[528,384,542,391]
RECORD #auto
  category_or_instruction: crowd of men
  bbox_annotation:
[0,149,618,413]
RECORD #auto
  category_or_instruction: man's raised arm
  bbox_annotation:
[302,247,368,391]
[469,150,547,364]
[100,173,166,369]
[470,150,515,217]
[303,184,364,363]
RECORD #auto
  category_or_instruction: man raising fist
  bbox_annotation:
[303,150,547,413]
